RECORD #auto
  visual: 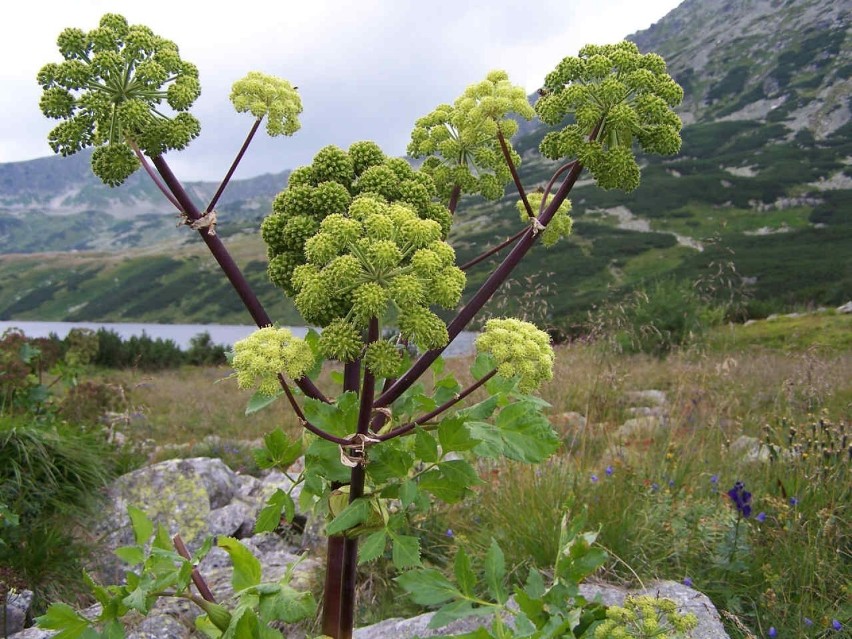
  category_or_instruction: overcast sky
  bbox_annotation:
[1,0,682,181]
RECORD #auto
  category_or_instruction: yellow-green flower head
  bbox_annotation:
[594,595,698,639]
[231,326,314,395]
[364,340,403,378]
[318,318,362,361]
[536,41,683,192]
[517,193,574,248]
[38,13,201,186]
[230,71,302,137]
[267,251,302,295]
[408,70,533,201]
[398,307,449,351]
[476,318,554,392]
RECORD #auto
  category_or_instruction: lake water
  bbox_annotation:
[0,321,477,357]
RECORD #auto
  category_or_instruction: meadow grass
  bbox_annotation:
[88,320,850,638]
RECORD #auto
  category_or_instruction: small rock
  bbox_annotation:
[729,435,771,463]
[3,589,33,636]
[616,415,667,440]
[837,301,852,314]
[624,390,668,406]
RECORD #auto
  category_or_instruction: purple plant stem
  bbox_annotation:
[378,369,496,441]
[205,117,263,214]
[447,185,462,214]
[375,160,584,409]
[151,155,328,404]
[497,129,534,218]
[173,534,216,603]
[460,226,527,271]
[338,320,379,639]
[540,160,577,214]
[321,359,363,639]
[129,142,182,211]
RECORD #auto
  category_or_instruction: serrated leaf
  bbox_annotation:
[470,352,495,380]
[254,489,295,534]
[257,585,317,624]
[114,545,145,566]
[495,402,560,463]
[466,422,505,459]
[255,429,303,470]
[358,530,387,564]
[399,479,418,508]
[305,438,351,483]
[122,584,153,614]
[100,619,126,639]
[127,505,153,545]
[484,539,507,604]
[433,375,462,406]
[458,394,499,421]
[245,390,282,415]
[454,548,476,597]
[430,356,446,375]
[303,392,358,436]
[396,569,459,606]
[218,537,262,591]
[524,568,546,599]
[419,460,481,504]
[366,442,414,483]
[391,534,422,569]
[438,418,478,452]
[325,498,371,535]
[35,602,91,639]
[414,427,439,462]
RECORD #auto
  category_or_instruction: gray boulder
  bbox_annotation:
[3,589,33,636]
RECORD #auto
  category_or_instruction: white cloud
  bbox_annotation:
[1,0,682,179]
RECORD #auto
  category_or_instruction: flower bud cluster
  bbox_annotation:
[535,41,683,192]
[475,319,554,392]
[38,14,202,186]
[231,326,315,395]
[517,194,573,248]
[262,143,462,369]
[408,71,535,201]
[593,595,698,639]
[230,72,302,137]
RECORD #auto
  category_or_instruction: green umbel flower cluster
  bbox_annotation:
[37,14,201,186]
[535,41,683,192]
[517,193,573,248]
[593,595,698,639]
[476,318,554,392]
[231,326,314,395]
[230,72,302,137]
[408,70,535,201]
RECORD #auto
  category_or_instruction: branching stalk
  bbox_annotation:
[460,227,527,271]
[497,129,534,218]
[128,142,182,211]
[172,534,216,603]
[378,369,497,441]
[205,117,263,213]
[150,155,328,404]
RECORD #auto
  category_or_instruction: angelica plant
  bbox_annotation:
[35,14,684,639]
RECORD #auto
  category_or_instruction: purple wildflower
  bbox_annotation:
[683,577,693,587]
[727,481,752,518]
[804,618,813,627]
[768,627,777,638]
[651,482,660,493]
[605,465,614,476]
[790,497,799,507]
[832,619,842,631]
[756,512,766,523]
[445,528,454,538]
[710,474,719,484]
[590,474,599,483]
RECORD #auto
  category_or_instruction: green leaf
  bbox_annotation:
[122,584,153,614]
[495,402,560,463]
[484,539,507,604]
[36,602,91,639]
[399,479,418,508]
[127,505,153,545]
[471,352,495,380]
[254,489,295,534]
[430,355,446,375]
[433,375,462,406]
[414,427,439,462]
[428,600,491,630]
[390,534,422,569]
[218,537,262,591]
[458,394,499,421]
[254,429,303,470]
[438,418,478,452]
[326,498,371,535]
[524,568,546,599]
[245,390,282,415]
[358,530,387,564]
[305,438,351,483]
[454,548,476,597]
[114,545,145,566]
[303,392,358,436]
[304,329,324,378]
[257,585,317,624]
[396,569,459,606]
[466,422,505,459]
[366,442,414,483]
[419,460,481,504]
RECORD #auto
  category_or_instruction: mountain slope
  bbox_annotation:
[1,0,850,326]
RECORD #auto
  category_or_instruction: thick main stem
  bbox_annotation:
[151,155,328,403]
[338,320,379,639]
[375,161,584,409]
